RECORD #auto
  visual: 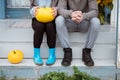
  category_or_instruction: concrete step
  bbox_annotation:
[0,59,115,67]
[0,19,116,43]
[0,43,116,59]
[0,19,116,60]
[0,59,116,80]
[0,28,116,59]
[0,66,116,80]
[0,19,116,58]
[0,19,117,80]
[0,29,116,43]
[0,24,116,43]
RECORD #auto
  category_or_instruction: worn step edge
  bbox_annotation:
[0,59,115,67]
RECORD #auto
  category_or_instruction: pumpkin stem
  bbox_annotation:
[13,51,16,54]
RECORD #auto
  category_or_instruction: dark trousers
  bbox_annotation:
[32,18,56,48]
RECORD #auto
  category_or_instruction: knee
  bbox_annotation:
[91,17,100,25]
[55,16,65,23]
[55,16,66,29]
[90,17,100,31]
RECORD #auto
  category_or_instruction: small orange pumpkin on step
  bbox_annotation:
[8,50,24,64]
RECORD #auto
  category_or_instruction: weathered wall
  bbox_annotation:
[7,0,30,8]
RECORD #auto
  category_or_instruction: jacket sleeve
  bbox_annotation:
[29,0,36,17]
[30,7,36,17]
[57,0,73,18]
[83,0,98,20]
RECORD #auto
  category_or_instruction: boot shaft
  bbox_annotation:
[83,48,91,55]
[49,48,55,55]
[63,48,72,60]
[34,48,40,54]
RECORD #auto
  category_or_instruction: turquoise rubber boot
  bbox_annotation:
[46,48,56,65]
[33,48,43,65]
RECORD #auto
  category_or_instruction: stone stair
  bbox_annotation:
[0,19,117,80]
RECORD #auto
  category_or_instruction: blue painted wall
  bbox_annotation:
[0,0,5,19]
[6,8,31,19]
[0,0,31,19]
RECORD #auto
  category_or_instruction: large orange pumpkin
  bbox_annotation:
[8,50,24,64]
[35,7,55,23]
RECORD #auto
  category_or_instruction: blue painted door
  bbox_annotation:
[6,0,31,18]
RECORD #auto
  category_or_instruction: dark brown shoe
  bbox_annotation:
[82,48,94,66]
[62,48,72,66]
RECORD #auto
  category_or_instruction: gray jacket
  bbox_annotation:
[58,0,98,20]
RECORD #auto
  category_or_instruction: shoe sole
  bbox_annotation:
[82,59,94,67]
[61,62,71,66]
[34,61,43,66]
[35,63,43,66]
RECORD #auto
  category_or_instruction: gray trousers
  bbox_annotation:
[55,16,100,49]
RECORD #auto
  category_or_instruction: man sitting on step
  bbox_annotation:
[56,0,100,66]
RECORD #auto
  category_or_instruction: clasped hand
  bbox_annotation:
[71,11,83,23]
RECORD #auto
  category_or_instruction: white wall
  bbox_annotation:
[111,0,117,26]
[7,0,30,8]
[117,0,120,68]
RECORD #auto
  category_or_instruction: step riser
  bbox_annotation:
[0,28,116,44]
[0,66,116,80]
[0,43,115,59]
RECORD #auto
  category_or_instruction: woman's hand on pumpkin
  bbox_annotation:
[52,7,57,17]
[34,6,40,16]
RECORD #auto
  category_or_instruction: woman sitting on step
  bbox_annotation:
[29,0,59,65]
